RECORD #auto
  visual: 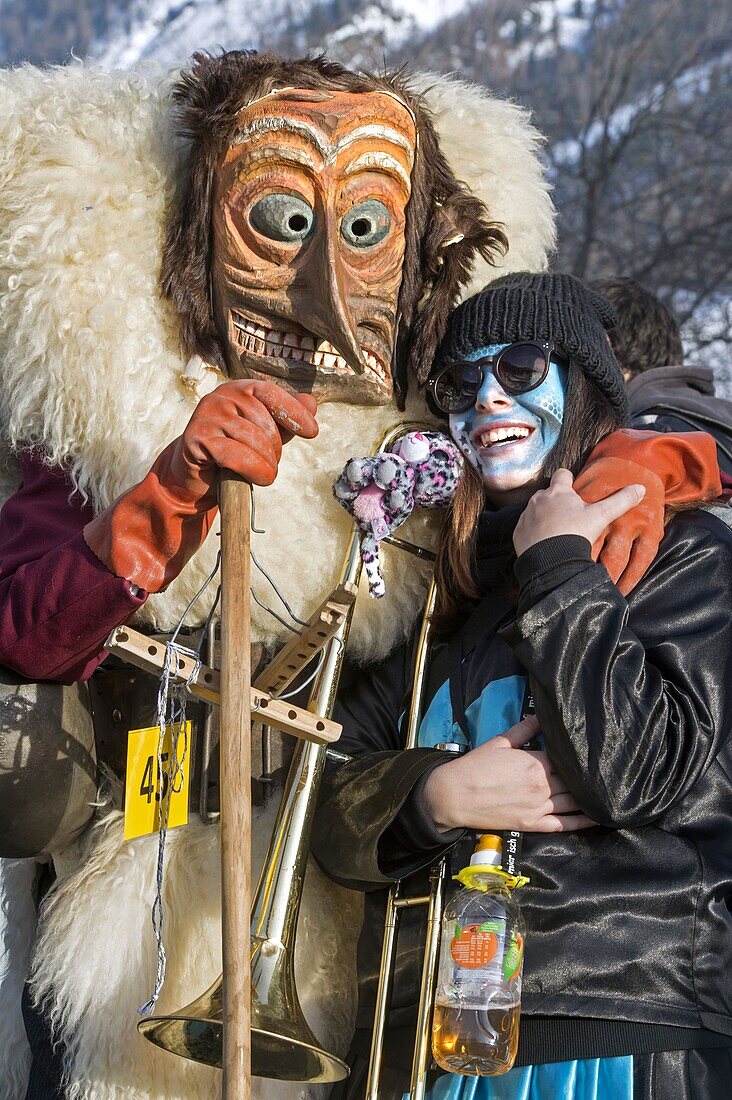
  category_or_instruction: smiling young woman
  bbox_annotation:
[314,273,732,1100]
[433,351,626,631]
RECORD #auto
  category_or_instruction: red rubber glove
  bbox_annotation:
[83,380,318,593]
[574,428,721,594]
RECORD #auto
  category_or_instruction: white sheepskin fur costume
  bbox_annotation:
[0,62,555,1099]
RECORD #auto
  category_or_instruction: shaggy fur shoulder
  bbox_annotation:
[27,799,361,1100]
[0,61,554,662]
[410,71,555,294]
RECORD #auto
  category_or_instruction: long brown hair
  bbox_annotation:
[434,364,624,632]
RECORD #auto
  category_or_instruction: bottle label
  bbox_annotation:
[450,920,501,970]
[503,932,524,981]
[436,913,523,1009]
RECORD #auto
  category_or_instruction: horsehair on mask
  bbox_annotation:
[161,50,507,405]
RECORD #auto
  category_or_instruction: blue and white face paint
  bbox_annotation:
[449,343,567,501]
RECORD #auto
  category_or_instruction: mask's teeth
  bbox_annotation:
[232,312,387,384]
[365,352,387,383]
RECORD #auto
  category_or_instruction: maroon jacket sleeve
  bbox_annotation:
[0,451,146,682]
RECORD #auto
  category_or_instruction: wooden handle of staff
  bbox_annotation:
[219,472,252,1100]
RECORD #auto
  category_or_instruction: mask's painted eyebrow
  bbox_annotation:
[232,118,415,160]
[335,124,415,164]
[231,144,317,171]
[231,117,331,157]
[343,151,411,192]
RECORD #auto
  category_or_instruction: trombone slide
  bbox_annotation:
[365,576,452,1099]
[409,859,448,1099]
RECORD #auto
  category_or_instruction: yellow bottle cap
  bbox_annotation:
[457,833,530,891]
[455,865,530,892]
[471,833,502,868]
[475,834,502,855]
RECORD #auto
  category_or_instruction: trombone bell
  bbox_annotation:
[138,963,349,1081]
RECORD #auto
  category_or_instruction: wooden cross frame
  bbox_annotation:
[105,582,355,745]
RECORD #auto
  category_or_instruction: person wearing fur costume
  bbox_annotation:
[0,52,720,1100]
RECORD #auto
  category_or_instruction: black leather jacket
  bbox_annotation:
[313,510,732,1070]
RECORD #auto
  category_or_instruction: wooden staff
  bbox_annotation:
[219,472,252,1099]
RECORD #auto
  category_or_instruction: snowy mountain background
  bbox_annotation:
[1,0,730,394]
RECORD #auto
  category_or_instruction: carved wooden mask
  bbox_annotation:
[210,87,417,405]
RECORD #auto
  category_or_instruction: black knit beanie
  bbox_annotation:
[433,272,627,419]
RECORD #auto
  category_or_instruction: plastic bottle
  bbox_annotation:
[431,834,526,1076]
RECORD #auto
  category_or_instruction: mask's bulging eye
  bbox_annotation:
[249,194,314,242]
[341,200,391,248]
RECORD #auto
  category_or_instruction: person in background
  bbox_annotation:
[593,276,732,479]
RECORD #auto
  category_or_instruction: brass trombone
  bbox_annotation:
[139,422,434,1084]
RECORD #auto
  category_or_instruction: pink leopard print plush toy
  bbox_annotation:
[333,430,462,596]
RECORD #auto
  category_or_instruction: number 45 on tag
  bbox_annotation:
[124,723,191,841]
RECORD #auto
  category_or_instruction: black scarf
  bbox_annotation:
[434,503,524,639]
[474,503,524,597]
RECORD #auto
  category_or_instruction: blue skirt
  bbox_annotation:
[407,1057,634,1100]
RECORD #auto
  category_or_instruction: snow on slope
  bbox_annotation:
[92,0,596,74]
[325,0,469,51]
[94,0,301,67]
[93,0,473,68]
[499,0,595,68]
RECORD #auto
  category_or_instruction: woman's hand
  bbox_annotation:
[422,716,596,834]
[513,468,646,559]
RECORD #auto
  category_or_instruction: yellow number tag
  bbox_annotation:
[124,723,191,841]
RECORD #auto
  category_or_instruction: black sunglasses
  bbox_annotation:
[428,341,565,415]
